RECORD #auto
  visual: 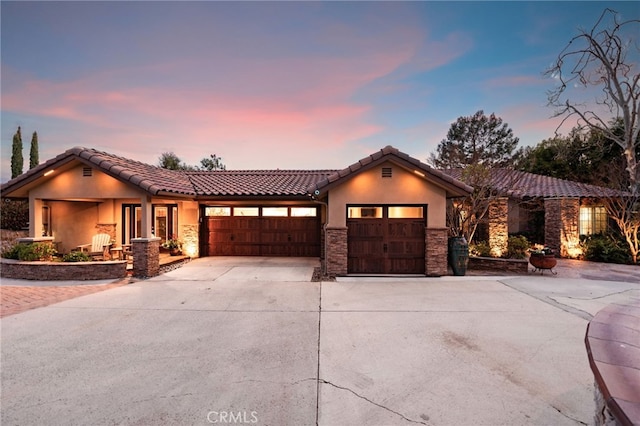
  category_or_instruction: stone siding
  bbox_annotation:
[544,198,581,258]
[325,227,347,276]
[425,228,448,277]
[489,197,508,257]
[468,256,528,274]
[1,229,29,253]
[132,238,161,278]
[95,223,117,240]
[0,259,126,280]
[181,224,199,257]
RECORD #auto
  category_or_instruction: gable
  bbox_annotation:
[327,161,449,228]
[30,165,145,200]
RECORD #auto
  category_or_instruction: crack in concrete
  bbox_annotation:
[315,281,323,426]
[560,288,638,301]
[551,404,588,425]
[318,379,429,425]
[497,280,593,320]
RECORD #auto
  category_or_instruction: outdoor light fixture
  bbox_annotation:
[413,170,425,177]
[43,169,54,176]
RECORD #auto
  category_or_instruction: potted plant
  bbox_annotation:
[162,238,182,256]
[529,247,556,270]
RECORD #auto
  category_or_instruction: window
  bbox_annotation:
[262,207,288,217]
[233,207,259,216]
[122,204,142,244]
[291,207,317,217]
[205,207,231,216]
[42,206,51,236]
[580,206,607,235]
[348,206,383,218]
[388,206,423,219]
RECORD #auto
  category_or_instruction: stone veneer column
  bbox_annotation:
[489,197,508,257]
[132,237,161,278]
[544,198,580,258]
[180,224,199,257]
[425,228,448,277]
[325,227,347,276]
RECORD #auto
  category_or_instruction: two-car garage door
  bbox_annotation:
[201,206,320,257]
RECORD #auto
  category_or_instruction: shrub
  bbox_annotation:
[1,242,56,261]
[469,241,492,257]
[1,244,22,259]
[1,199,29,230]
[62,251,92,262]
[581,234,632,264]
[506,235,530,259]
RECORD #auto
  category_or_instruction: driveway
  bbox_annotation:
[2,257,639,425]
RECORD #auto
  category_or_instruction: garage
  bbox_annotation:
[201,206,320,257]
[347,205,426,274]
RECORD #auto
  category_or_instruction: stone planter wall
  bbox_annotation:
[468,256,529,274]
[0,258,127,280]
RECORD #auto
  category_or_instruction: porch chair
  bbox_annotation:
[76,233,112,260]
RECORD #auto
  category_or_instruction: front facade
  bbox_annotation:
[1,146,472,277]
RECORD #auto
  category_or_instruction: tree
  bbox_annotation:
[158,152,191,170]
[198,154,226,171]
[29,131,39,169]
[545,8,640,195]
[430,111,521,243]
[11,126,23,179]
[429,110,519,169]
[515,125,626,187]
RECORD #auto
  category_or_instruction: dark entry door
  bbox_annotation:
[347,206,425,274]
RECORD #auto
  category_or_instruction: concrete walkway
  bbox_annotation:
[1,257,639,425]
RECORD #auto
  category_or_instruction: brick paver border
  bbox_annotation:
[0,279,131,318]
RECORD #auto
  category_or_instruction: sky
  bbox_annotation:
[1,1,638,182]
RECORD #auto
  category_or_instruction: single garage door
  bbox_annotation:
[347,205,426,274]
[201,206,320,257]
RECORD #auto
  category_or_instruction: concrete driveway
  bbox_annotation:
[2,257,639,425]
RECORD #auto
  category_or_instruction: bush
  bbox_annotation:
[506,235,530,259]
[1,199,29,230]
[581,234,632,264]
[62,251,92,262]
[469,241,491,257]
[1,242,56,261]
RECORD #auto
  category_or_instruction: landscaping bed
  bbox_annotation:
[0,258,127,280]
[468,256,529,274]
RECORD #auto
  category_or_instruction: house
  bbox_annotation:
[447,168,622,258]
[0,146,473,277]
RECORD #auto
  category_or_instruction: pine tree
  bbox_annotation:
[11,126,23,179]
[29,131,39,169]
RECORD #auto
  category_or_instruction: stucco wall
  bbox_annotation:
[31,165,144,200]
[326,162,448,228]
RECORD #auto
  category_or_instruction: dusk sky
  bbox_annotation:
[2,1,638,182]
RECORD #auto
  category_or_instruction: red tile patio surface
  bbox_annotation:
[1,279,130,318]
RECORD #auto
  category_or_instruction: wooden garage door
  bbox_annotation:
[201,207,320,257]
[347,206,425,274]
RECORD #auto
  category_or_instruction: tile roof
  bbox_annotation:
[309,145,474,197]
[0,147,336,198]
[187,170,336,197]
[446,168,621,198]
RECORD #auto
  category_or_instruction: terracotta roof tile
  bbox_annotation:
[447,168,621,198]
[186,170,336,197]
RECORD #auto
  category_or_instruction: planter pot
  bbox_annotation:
[448,236,469,276]
[169,248,181,256]
[529,253,557,270]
